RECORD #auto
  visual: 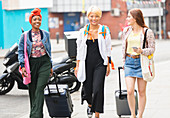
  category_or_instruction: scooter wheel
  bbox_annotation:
[0,77,15,95]
[68,80,81,94]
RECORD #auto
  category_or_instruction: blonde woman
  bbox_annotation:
[122,8,155,118]
[74,6,112,118]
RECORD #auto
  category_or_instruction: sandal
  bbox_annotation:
[87,106,93,118]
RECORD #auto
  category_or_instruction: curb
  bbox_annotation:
[0,50,66,59]
[0,43,121,59]
[51,50,66,53]
[111,44,121,47]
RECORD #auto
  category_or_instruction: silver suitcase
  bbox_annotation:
[115,67,138,117]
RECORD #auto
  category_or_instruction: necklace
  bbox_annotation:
[88,32,95,42]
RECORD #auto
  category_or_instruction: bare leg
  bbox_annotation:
[125,76,136,118]
[95,112,99,118]
[137,78,147,118]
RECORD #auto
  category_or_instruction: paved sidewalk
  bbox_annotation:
[17,56,170,118]
[0,39,122,59]
[0,39,170,118]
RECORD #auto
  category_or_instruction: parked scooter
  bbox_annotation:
[0,43,27,95]
[50,56,81,94]
[0,31,80,95]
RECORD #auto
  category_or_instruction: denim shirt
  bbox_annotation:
[18,29,52,68]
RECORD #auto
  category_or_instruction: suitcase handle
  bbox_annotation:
[118,67,123,97]
[118,67,137,98]
[46,73,60,96]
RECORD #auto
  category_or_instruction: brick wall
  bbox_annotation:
[100,0,127,39]
[48,0,127,39]
[49,13,64,39]
[166,0,170,39]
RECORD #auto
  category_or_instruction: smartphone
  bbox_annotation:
[132,47,138,49]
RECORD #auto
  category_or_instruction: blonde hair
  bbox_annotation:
[86,6,102,18]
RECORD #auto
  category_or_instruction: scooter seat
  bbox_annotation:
[52,55,69,66]
[53,63,75,74]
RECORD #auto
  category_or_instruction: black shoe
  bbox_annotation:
[87,106,93,118]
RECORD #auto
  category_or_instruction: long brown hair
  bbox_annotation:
[130,8,148,28]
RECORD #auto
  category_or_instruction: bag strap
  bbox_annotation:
[84,24,110,39]
[24,32,28,55]
[142,29,148,49]
[98,25,106,39]
[84,24,90,36]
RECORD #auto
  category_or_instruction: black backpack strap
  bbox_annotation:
[142,29,148,49]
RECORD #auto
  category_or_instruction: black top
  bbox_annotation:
[86,39,103,64]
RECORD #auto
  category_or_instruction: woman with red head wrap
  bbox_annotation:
[29,8,42,24]
[18,8,53,118]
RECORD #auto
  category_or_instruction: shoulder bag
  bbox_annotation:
[19,32,31,85]
[140,29,155,82]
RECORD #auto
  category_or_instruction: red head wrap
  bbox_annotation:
[29,8,42,24]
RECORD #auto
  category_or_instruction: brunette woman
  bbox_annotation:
[122,8,155,118]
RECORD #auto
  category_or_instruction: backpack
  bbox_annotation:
[84,24,115,70]
[84,24,110,39]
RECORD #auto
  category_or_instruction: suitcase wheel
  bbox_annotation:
[119,115,121,117]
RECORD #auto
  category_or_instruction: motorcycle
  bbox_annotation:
[0,38,80,95]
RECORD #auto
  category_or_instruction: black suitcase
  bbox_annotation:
[44,83,73,118]
[115,67,138,117]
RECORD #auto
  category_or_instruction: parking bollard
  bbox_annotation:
[56,32,59,44]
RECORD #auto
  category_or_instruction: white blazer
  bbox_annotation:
[76,24,112,82]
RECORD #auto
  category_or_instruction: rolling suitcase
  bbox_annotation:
[44,83,73,118]
[115,67,138,117]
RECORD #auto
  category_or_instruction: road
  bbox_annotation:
[0,40,170,118]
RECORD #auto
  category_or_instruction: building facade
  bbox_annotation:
[0,0,52,49]
[127,0,169,39]
[166,0,170,38]
[49,0,170,40]
[48,0,127,39]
